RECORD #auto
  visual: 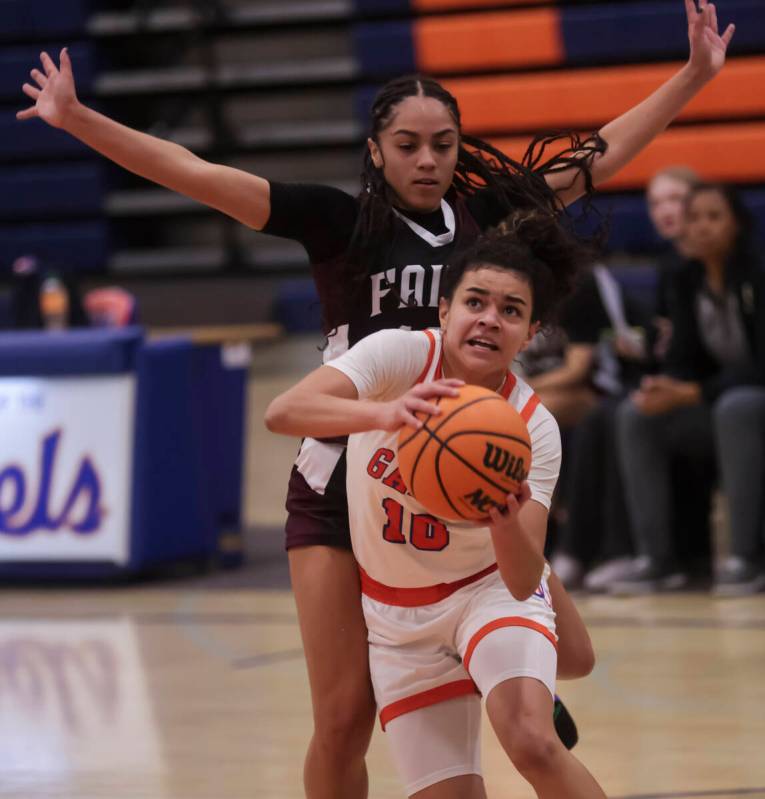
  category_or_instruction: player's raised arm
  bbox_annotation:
[17,48,271,230]
[547,0,735,206]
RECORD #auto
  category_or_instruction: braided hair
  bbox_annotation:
[351,74,606,266]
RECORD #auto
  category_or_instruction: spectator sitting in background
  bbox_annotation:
[646,166,700,359]
[547,264,656,590]
[647,165,716,582]
[7,255,90,330]
[614,184,765,596]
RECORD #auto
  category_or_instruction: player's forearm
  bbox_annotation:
[491,521,545,601]
[265,391,385,438]
[62,102,213,201]
[591,63,712,186]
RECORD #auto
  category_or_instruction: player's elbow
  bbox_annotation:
[501,572,537,602]
[264,395,291,434]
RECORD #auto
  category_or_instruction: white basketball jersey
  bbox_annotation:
[329,328,561,589]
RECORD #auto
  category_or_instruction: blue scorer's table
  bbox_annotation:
[0,327,250,578]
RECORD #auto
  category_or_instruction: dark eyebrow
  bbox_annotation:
[465,286,527,306]
[392,128,457,137]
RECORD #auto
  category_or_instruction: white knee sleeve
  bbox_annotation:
[384,694,483,796]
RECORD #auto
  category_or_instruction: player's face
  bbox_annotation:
[438,266,538,389]
[647,175,692,241]
[685,189,739,263]
[368,96,459,213]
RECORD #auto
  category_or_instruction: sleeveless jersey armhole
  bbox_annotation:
[415,330,438,385]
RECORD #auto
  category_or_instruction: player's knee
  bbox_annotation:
[504,722,560,777]
[313,693,376,760]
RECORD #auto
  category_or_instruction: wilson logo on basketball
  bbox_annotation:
[482,443,528,483]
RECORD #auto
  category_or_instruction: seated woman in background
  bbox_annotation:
[614,184,765,596]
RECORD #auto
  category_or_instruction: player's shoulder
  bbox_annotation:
[353,328,436,371]
[509,374,558,434]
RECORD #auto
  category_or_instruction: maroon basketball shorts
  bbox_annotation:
[284,450,352,550]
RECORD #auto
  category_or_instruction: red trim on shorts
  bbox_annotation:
[520,393,541,423]
[359,563,498,607]
[379,679,479,731]
[415,329,437,385]
[463,617,558,674]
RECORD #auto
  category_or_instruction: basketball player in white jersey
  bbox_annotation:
[266,215,608,798]
[20,5,735,791]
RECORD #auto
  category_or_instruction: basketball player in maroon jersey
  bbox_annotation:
[18,3,734,794]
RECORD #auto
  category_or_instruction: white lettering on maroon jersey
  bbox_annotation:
[370,264,444,318]
[399,265,425,309]
[370,268,397,317]
[428,264,444,307]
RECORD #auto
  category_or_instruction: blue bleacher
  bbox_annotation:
[562,1,762,65]
[0,163,105,219]
[0,221,109,273]
[0,112,89,161]
[1,0,90,40]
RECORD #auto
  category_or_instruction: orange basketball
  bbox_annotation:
[397,384,531,522]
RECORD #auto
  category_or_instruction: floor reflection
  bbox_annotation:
[0,617,164,778]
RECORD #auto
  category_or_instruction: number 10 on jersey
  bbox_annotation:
[381,498,449,551]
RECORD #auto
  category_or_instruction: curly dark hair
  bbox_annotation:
[440,211,593,326]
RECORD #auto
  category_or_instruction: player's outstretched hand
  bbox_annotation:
[685,0,735,79]
[379,379,464,432]
[486,482,532,533]
[17,48,79,128]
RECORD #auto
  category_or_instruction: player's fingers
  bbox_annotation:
[60,47,73,75]
[400,409,425,430]
[504,493,520,513]
[487,506,504,525]
[16,106,39,121]
[407,398,441,417]
[22,83,40,100]
[708,3,718,34]
[31,68,47,88]
[721,23,735,46]
[420,379,461,395]
[40,51,58,77]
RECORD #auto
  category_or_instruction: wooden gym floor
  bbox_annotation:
[1,335,763,799]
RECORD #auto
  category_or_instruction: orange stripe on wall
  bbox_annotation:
[490,123,765,189]
[447,57,765,133]
[414,0,546,10]
[414,9,563,73]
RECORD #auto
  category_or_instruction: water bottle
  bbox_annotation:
[39,275,69,331]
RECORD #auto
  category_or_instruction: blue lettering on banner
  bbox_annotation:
[0,430,103,537]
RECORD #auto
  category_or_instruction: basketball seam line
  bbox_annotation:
[399,394,507,453]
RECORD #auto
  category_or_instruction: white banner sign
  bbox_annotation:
[0,375,136,564]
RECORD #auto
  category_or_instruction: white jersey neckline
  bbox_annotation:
[392,199,455,248]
